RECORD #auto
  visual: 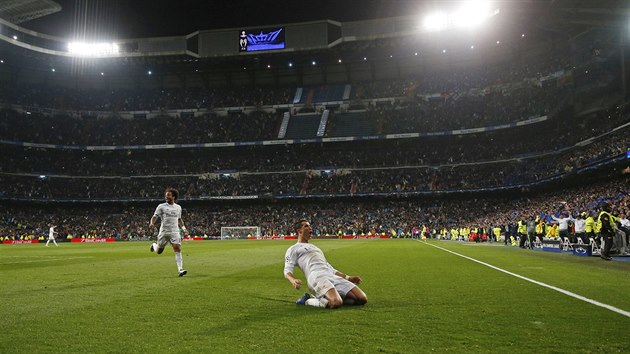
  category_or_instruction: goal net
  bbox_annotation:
[220,226,261,240]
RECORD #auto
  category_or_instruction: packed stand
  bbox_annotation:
[1,176,627,242]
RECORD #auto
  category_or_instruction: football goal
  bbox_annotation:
[220,226,261,240]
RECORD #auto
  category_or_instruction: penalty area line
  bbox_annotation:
[418,241,630,318]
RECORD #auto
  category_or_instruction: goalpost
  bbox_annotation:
[220,226,261,240]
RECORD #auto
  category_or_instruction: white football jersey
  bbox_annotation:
[284,242,335,278]
[153,202,182,235]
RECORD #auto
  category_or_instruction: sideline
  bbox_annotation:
[418,240,630,318]
[0,256,94,265]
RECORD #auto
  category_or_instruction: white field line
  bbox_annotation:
[419,241,630,318]
[0,256,94,265]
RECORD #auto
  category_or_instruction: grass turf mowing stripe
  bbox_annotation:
[418,240,630,318]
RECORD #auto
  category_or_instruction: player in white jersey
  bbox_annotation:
[46,224,58,247]
[284,219,368,309]
[149,188,190,277]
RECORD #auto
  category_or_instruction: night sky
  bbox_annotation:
[23,0,432,39]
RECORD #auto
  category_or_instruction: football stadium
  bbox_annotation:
[1,0,630,352]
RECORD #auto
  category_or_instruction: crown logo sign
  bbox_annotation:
[247,28,283,45]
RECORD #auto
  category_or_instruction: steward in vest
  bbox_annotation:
[597,203,617,261]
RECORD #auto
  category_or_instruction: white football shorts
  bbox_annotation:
[307,271,355,299]
[157,232,181,248]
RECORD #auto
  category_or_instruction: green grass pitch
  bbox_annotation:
[1,239,629,353]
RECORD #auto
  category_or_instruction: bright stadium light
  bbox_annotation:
[453,0,494,28]
[423,12,448,32]
[67,42,120,57]
[421,1,499,32]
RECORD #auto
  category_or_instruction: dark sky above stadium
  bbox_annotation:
[24,0,431,39]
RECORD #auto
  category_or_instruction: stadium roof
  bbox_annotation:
[0,0,60,24]
[0,0,628,82]
[22,0,424,39]
[13,1,629,43]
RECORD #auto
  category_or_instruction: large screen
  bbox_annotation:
[239,27,285,52]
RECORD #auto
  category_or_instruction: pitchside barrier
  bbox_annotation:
[520,235,630,257]
[1,235,392,244]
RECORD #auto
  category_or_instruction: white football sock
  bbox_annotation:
[175,252,183,271]
[305,298,328,308]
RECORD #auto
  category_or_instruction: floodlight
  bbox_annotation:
[312,61,316,65]
[453,0,493,28]
[12,35,17,40]
[67,42,119,57]
[423,12,448,32]
[147,70,152,75]
[288,62,293,67]
[421,1,499,32]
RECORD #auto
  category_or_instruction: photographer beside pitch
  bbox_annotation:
[149,187,189,277]
[284,219,367,309]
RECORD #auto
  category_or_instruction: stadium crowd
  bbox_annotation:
[0,98,627,200]
[0,30,626,246]
[1,176,627,244]
[0,48,584,146]
[0,125,626,199]
[0,85,295,112]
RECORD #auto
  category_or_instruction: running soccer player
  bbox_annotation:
[284,219,368,309]
[149,188,189,277]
